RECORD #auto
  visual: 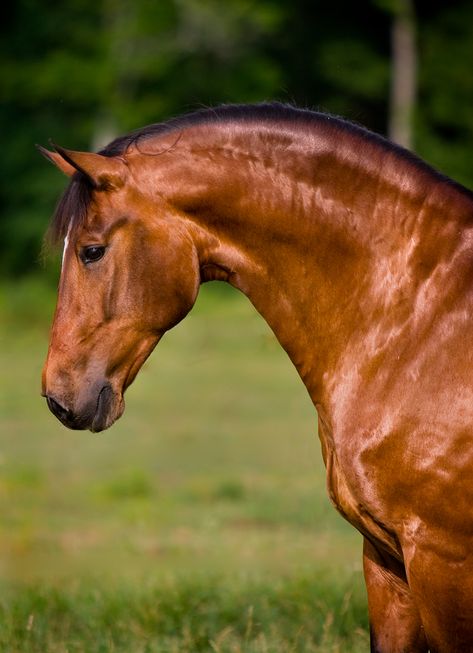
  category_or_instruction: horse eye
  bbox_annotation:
[80,245,106,264]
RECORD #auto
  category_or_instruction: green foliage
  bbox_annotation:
[2,0,473,276]
[416,3,473,187]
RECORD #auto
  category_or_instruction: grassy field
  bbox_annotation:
[0,277,368,651]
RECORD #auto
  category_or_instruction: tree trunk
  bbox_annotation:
[388,0,417,150]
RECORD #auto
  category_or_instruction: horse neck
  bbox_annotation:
[148,122,473,406]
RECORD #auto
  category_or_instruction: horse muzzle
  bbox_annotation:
[44,382,123,433]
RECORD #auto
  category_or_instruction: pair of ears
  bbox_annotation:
[37,143,127,190]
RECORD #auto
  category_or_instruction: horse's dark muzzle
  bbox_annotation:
[45,383,115,432]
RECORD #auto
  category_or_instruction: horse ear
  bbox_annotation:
[36,145,77,177]
[36,143,127,190]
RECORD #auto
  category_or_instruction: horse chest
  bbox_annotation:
[318,415,402,558]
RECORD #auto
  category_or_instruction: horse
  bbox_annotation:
[39,103,473,652]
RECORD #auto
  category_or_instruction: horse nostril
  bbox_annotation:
[46,395,72,422]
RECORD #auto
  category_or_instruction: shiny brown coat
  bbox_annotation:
[40,104,473,652]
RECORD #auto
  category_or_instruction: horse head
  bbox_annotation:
[40,145,200,432]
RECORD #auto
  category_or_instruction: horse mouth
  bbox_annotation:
[90,383,123,433]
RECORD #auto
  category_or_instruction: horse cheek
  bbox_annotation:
[151,247,200,333]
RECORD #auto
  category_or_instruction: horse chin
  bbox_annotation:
[90,386,125,433]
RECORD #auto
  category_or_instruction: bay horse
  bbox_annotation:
[39,103,473,652]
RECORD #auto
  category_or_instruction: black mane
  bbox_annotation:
[47,102,472,245]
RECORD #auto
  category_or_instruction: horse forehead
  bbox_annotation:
[89,183,150,222]
[82,193,127,229]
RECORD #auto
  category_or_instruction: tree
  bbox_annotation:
[1,0,472,277]
[388,0,417,148]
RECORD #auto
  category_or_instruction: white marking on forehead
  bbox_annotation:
[61,226,72,271]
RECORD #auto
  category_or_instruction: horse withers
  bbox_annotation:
[39,104,473,652]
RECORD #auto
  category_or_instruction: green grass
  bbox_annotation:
[0,576,369,652]
[0,276,367,651]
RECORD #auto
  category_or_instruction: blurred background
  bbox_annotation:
[2,0,473,278]
[1,1,472,651]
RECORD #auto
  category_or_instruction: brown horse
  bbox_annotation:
[39,103,473,652]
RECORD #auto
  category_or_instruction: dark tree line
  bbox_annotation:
[1,0,472,276]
